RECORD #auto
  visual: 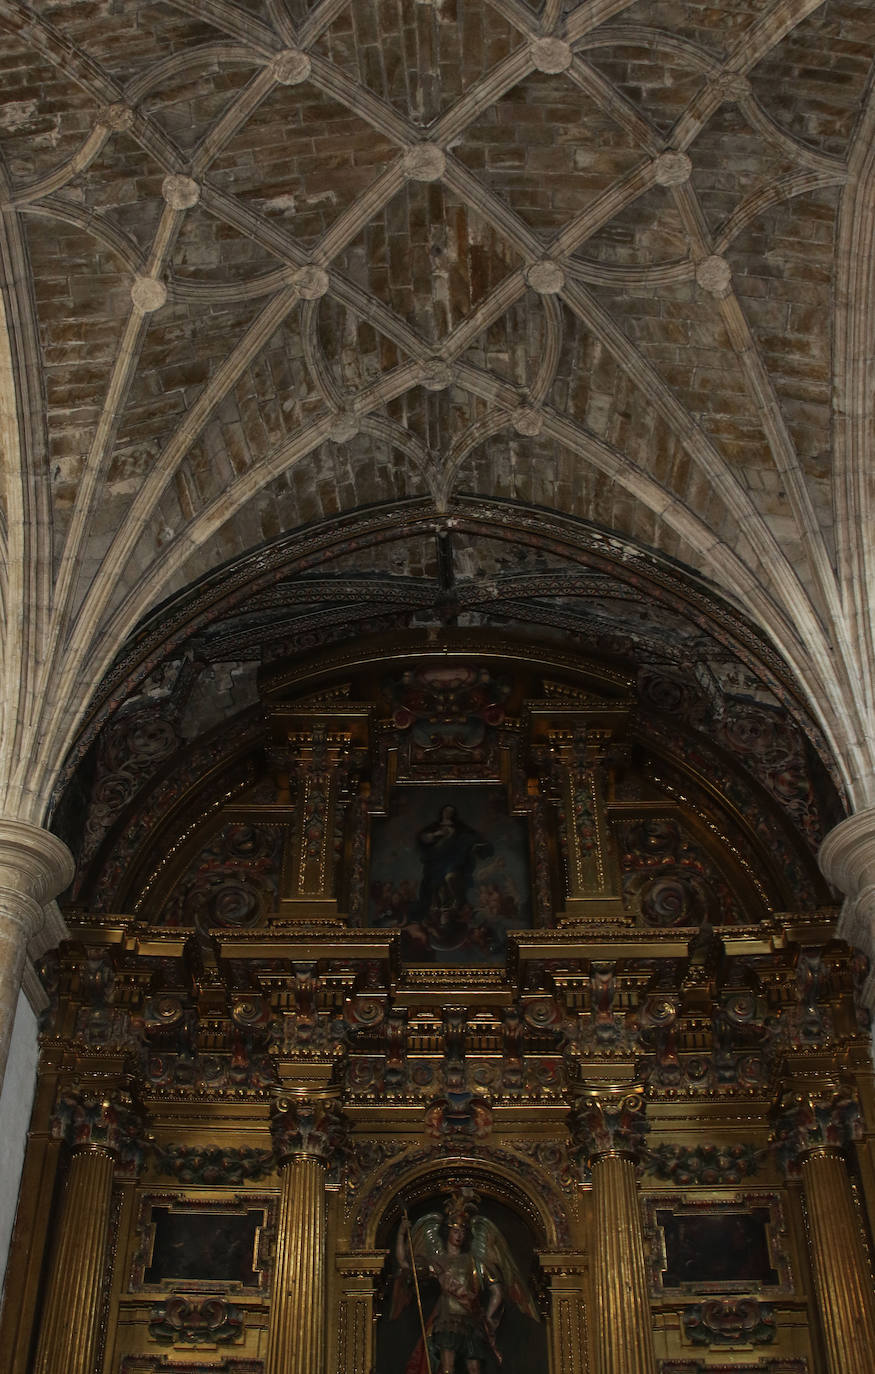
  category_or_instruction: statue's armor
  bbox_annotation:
[430,1253,490,1359]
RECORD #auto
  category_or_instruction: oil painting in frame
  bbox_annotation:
[130,1194,272,1294]
[367,784,532,965]
[644,1193,793,1296]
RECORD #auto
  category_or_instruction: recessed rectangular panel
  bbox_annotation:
[656,1208,779,1287]
[142,1207,264,1288]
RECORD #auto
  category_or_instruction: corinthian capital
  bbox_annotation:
[771,1081,863,1173]
[51,1083,147,1170]
[270,1091,349,1167]
[567,1082,649,1166]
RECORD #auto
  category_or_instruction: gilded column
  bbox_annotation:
[773,1084,875,1374]
[0,818,73,1089]
[32,1087,144,1374]
[265,1092,349,1374]
[568,1083,656,1374]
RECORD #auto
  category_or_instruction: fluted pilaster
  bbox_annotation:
[590,1152,657,1374]
[266,1154,328,1374]
[773,1082,875,1374]
[32,1145,115,1374]
[800,1146,875,1374]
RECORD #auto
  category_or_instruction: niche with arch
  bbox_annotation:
[373,1174,552,1374]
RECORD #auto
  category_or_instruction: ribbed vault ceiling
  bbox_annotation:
[1,0,875,823]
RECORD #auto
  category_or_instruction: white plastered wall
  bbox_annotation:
[0,990,39,1302]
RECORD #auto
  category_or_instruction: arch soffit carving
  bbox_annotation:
[64,498,833,786]
[351,1147,569,1255]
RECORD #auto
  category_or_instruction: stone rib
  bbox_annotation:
[8,128,111,207]
[190,66,280,175]
[567,56,661,154]
[832,85,875,743]
[432,47,534,147]
[124,41,262,104]
[742,96,846,178]
[21,199,144,278]
[671,0,828,152]
[301,297,346,411]
[563,0,641,46]
[298,0,358,51]
[714,170,847,257]
[165,0,281,54]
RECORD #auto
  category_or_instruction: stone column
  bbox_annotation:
[773,1084,875,1374]
[0,819,73,1089]
[819,807,875,1009]
[265,1092,349,1374]
[567,1084,656,1374]
[32,1088,144,1374]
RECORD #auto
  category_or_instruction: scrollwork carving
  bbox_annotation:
[148,1296,244,1346]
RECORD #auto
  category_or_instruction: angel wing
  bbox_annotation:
[389,1211,444,1319]
[469,1215,541,1322]
[408,1211,444,1268]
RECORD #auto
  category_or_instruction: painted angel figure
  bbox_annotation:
[392,1189,540,1374]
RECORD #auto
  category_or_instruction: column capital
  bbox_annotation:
[819,807,875,1006]
[270,1089,349,1167]
[0,817,74,935]
[567,1082,649,1167]
[51,1084,148,1173]
[770,1081,863,1174]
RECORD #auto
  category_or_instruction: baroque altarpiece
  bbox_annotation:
[3,635,875,1374]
